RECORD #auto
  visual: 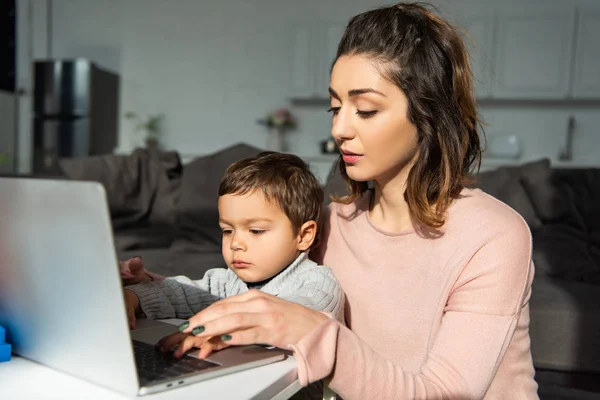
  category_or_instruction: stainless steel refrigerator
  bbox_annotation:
[33,59,119,174]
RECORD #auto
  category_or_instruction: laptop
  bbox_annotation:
[0,177,287,396]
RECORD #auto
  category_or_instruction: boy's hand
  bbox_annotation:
[156,332,230,359]
[124,289,141,329]
[120,257,153,286]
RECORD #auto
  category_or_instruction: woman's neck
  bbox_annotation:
[369,165,414,234]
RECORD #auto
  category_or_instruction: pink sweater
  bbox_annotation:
[292,188,538,399]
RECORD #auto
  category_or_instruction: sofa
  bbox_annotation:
[56,145,600,397]
[473,159,600,396]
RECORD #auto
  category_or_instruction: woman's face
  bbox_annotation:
[329,54,419,184]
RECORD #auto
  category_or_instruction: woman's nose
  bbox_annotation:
[331,109,355,142]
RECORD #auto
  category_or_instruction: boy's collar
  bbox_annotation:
[243,252,309,290]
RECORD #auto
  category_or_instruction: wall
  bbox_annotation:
[16,0,600,173]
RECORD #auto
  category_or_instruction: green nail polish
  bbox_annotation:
[192,326,205,336]
[178,321,189,332]
[221,334,232,341]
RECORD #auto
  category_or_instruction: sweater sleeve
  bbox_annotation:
[126,268,232,319]
[291,219,534,399]
[277,266,344,322]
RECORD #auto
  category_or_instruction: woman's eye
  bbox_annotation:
[250,229,265,235]
[327,107,341,116]
[356,110,378,119]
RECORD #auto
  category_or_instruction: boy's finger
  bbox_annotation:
[128,257,144,274]
[156,332,189,353]
[127,307,136,329]
[120,270,134,279]
[174,336,206,358]
[198,341,215,359]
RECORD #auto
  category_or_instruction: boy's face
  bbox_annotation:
[218,189,303,283]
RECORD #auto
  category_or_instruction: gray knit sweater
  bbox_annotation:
[126,252,344,321]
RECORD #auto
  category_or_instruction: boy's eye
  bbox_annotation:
[222,229,233,235]
[250,229,265,235]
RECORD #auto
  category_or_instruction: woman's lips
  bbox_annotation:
[342,153,363,164]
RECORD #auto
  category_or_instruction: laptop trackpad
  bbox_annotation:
[130,320,180,346]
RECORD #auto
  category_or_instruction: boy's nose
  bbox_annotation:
[231,235,246,251]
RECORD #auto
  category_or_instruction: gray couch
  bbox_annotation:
[474,159,600,395]
[58,146,600,397]
[58,143,267,279]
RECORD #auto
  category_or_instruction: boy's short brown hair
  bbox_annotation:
[218,152,324,247]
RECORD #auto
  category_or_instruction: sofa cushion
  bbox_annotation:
[520,161,578,224]
[59,148,182,229]
[113,225,174,252]
[529,277,600,374]
[170,143,264,257]
[531,224,595,281]
[553,169,600,284]
[521,166,599,284]
[472,159,547,229]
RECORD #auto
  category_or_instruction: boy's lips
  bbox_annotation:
[232,260,252,268]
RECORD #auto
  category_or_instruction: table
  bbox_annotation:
[0,319,301,399]
[0,355,300,400]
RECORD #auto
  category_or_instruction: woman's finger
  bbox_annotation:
[213,326,266,348]
[187,311,273,342]
[183,295,278,334]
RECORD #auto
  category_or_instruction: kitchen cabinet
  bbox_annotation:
[492,9,575,99]
[571,9,600,98]
[288,22,345,99]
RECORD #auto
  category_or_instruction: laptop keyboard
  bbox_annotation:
[133,340,219,386]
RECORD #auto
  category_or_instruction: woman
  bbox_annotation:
[122,3,538,398]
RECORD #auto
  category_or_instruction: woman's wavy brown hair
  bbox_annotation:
[332,2,484,229]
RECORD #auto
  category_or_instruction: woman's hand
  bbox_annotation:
[178,290,329,350]
[156,332,230,359]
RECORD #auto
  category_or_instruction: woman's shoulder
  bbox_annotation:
[447,188,531,240]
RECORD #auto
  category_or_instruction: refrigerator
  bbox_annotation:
[33,59,119,174]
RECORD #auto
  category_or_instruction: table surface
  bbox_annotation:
[0,355,300,400]
[0,318,300,399]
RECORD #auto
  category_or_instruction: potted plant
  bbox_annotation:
[257,108,297,152]
[125,112,164,150]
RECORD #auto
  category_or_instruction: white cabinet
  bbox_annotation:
[288,24,314,98]
[288,22,345,99]
[461,16,495,99]
[492,9,575,99]
[290,8,600,101]
[571,9,600,98]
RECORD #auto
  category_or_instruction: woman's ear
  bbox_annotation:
[296,220,317,251]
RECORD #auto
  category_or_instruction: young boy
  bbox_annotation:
[123,151,343,337]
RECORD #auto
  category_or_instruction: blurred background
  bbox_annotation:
[1,0,599,177]
[1,2,600,398]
